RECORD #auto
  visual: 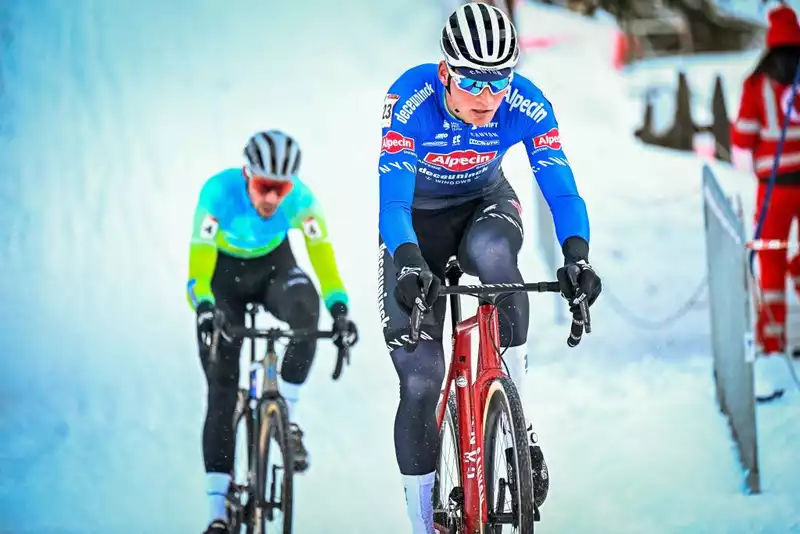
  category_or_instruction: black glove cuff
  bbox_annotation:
[330,301,348,319]
[196,301,214,315]
[562,236,590,264]
[393,242,425,270]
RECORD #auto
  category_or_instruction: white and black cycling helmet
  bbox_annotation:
[440,2,519,80]
[243,130,302,181]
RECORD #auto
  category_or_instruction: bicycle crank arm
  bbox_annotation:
[495,477,507,519]
[488,510,541,526]
[488,511,516,524]
[258,500,283,511]
[487,477,515,526]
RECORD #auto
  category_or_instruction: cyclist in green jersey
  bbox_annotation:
[186,130,358,534]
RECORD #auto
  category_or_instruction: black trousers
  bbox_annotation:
[378,179,528,475]
[198,238,320,474]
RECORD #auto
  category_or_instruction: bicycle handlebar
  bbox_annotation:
[222,324,337,340]
[404,281,592,352]
[435,281,561,295]
[210,313,351,381]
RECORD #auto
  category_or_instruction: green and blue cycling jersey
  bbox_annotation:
[186,167,349,313]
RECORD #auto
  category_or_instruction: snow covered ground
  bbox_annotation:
[0,0,798,533]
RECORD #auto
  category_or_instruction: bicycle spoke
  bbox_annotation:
[491,413,519,532]
[434,393,463,532]
[439,431,459,504]
[263,430,286,528]
[228,399,252,533]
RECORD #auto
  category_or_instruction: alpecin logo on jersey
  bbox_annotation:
[505,87,547,123]
[533,127,561,151]
[423,150,498,172]
[381,130,415,154]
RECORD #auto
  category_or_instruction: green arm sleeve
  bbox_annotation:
[294,201,349,312]
[186,205,219,310]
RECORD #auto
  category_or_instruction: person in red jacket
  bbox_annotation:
[731,3,800,401]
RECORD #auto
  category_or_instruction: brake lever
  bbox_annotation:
[565,264,587,347]
[580,299,592,334]
[331,323,356,380]
[404,297,426,353]
[209,309,230,365]
[567,264,592,335]
[212,309,226,330]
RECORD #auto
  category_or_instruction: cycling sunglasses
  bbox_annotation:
[243,165,294,197]
[446,63,513,96]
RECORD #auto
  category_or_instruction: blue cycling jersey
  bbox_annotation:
[186,168,349,310]
[194,168,322,255]
[377,63,590,256]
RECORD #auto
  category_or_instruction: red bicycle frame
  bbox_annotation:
[436,300,506,532]
[404,269,572,532]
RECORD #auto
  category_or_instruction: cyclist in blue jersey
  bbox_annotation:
[187,130,358,534]
[377,4,602,532]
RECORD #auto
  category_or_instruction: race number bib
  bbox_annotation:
[302,217,323,240]
[381,94,400,128]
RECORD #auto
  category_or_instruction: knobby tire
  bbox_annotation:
[255,397,294,534]
[483,376,536,534]
[229,389,255,534]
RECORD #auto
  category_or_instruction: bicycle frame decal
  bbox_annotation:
[437,303,506,531]
[249,362,260,399]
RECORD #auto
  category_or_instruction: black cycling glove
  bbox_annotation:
[392,243,442,315]
[330,302,359,349]
[196,301,232,347]
[556,236,602,311]
[196,301,217,347]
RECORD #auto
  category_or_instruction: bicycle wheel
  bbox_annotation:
[254,396,294,534]
[482,376,535,534]
[228,389,254,534]
[433,391,462,532]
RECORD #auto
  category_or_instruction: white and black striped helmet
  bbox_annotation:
[243,130,302,180]
[441,2,519,76]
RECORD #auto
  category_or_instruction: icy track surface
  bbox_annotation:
[0,1,798,533]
